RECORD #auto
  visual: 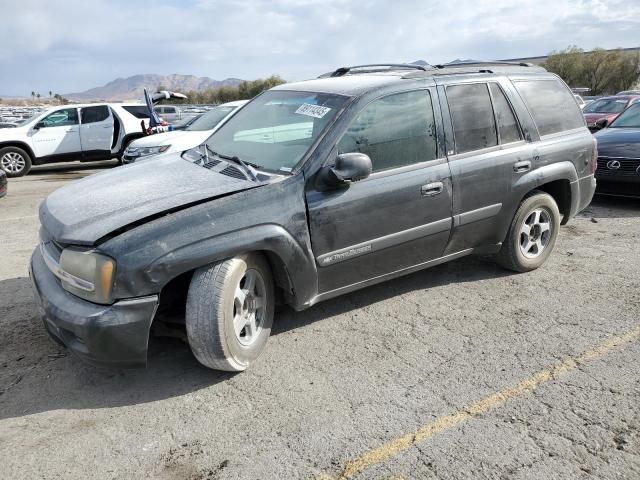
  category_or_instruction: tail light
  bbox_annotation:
[590,137,598,174]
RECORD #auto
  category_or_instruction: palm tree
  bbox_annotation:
[36,93,41,101]
[31,91,35,101]
[49,90,52,98]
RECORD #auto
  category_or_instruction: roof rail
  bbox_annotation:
[433,61,534,69]
[320,63,430,78]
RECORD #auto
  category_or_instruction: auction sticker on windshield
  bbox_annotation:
[295,103,332,119]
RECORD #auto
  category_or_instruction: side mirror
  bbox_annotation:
[33,122,45,130]
[595,118,609,130]
[329,152,372,183]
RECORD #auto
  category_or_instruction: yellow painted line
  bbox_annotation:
[324,326,640,480]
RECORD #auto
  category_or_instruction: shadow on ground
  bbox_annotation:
[585,194,640,219]
[0,256,509,420]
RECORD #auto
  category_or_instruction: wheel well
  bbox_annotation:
[154,250,294,325]
[119,133,145,154]
[531,179,572,223]
[0,141,35,161]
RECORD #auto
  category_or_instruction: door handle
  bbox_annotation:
[421,181,444,197]
[66,128,77,132]
[513,160,531,173]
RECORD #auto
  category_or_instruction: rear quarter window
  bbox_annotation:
[514,79,585,136]
[122,106,150,119]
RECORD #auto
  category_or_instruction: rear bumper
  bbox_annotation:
[30,248,158,368]
[567,174,596,222]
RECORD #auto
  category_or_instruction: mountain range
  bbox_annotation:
[65,74,244,101]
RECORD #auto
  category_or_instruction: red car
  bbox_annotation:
[583,95,640,132]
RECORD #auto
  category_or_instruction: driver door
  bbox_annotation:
[306,89,453,294]
[31,108,81,158]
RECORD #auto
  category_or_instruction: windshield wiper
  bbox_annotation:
[202,144,259,182]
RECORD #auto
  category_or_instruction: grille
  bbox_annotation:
[220,165,247,180]
[597,157,640,176]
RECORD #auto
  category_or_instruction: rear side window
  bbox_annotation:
[489,83,522,144]
[447,83,498,154]
[122,106,150,119]
[337,90,437,172]
[81,106,110,124]
[514,79,585,136]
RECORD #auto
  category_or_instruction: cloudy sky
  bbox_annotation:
[1,0,639,96]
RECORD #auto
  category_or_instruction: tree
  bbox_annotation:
[36,92,41,100]
[31,91,35,101]
[49,90,52,98]
[543,47,640,95]
[163,75,287,105]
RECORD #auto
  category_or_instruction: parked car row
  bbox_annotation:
[30,62,598,371]
[123,100,247,163]
[583,95,640,132]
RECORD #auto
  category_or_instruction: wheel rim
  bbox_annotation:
[519,207,552,259]
[1,152,26,174]
[232,268,267,347]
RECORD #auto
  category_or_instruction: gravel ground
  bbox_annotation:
[0,163,639,480]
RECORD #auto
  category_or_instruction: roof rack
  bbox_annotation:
[433,61,534,69]
[320,63,430,78]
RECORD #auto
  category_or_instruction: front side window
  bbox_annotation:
[337,90,437,172]
[41,108,79,127]
[81,106,110,124]
[447,83,498,153]
[204,90,347,172]
[514,79,585,136]
[489,83,522,144]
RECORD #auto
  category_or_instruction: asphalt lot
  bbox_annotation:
[0,161,639,479]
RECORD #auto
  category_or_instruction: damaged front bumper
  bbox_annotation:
[30,248,158,368]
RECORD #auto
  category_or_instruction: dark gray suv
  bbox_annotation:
[31,63,597,371]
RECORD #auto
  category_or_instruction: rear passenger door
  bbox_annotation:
[306,89,453,294]
[79,105,114,159]
[440,81,530,253]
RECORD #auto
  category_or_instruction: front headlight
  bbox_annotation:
[126,145,171,158]
[59,248,116,304]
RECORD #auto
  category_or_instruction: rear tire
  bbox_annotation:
[0,146,32,177]
[496,191,560,272]
[186,253,275,372]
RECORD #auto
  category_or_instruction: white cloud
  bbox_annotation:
[0,0,638,96]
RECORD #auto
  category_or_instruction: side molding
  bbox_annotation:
[316,218,452,267]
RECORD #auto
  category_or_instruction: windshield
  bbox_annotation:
[609,104,640,128]
[203,90,348,172]
[583,98,628,114]
[186,105,237,131]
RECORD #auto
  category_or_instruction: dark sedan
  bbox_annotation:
[584,95,640,132]
[0,168,7,197]
[594,103,640,197]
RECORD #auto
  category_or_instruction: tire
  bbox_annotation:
[496,191,560,273]
[0,146,32,177]
[186,253,275,371]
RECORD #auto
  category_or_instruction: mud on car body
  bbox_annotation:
[31,62,597,371]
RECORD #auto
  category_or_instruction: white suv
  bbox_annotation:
[123,100,247,163]
[0,103,150,177]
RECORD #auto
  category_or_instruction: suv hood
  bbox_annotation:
[130,130,210,149]
[40,153,258,245]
